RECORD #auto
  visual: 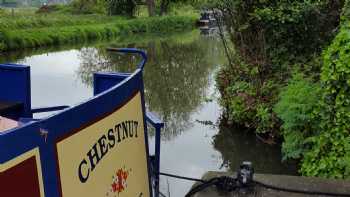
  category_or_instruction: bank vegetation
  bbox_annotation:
[0,0,200,51]
[215,0,350,179]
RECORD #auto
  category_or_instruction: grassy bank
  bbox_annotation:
[0,29,199,63]
[0,13,197,51]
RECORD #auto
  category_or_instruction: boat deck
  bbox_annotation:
[0,101,21,132]
[0,116,18,132]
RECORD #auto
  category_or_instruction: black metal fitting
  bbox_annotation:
[215,176,237,192]
[237,161,254,187]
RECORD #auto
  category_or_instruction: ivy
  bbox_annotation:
[301,24,350,178]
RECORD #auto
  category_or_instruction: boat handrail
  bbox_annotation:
[106,48,147,70]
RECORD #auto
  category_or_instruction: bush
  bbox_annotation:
[117,16,196,34]
[218,0,343,66]
[216,63,282,134]
[216,0,350,179]
[108,0,137,16]
[342,0,350,22]
[300,24,350,179]
[36,5,69,14]
[168,3,198,17]
[70,0,107,14]
[216,0,343,136]
[274,73,321,160]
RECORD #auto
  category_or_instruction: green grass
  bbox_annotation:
[168,4,200,18]
[0,29,199,64]
[0,12,197,51]
[0,12,123,31]
[1,23,119,50]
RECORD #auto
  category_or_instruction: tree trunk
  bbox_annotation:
[160,0,169,16]
[146,0,155,16]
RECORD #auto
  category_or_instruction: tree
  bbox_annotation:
[108,0,137,16]
[159,0,201,16]
[159,0,170,15]
[146,0,155,16]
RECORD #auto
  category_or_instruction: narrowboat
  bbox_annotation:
[198,10,217,27]
[0,48,163,197]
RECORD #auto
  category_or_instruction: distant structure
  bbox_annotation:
[0,0,18,7]
[0,0,71,7]
[198,9,216,27]
[198,9,223,27]
[46,0,70,5]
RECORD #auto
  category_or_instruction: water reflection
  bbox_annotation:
[76,32,225,140]
[213,119,298,175]
[0,45,78,64]
[0,40,111,64]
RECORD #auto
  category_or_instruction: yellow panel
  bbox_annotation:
[56,92,150,197]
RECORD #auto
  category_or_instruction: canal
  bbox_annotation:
[2,29,297,196]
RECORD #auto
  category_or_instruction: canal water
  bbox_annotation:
[2,29,297,196]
